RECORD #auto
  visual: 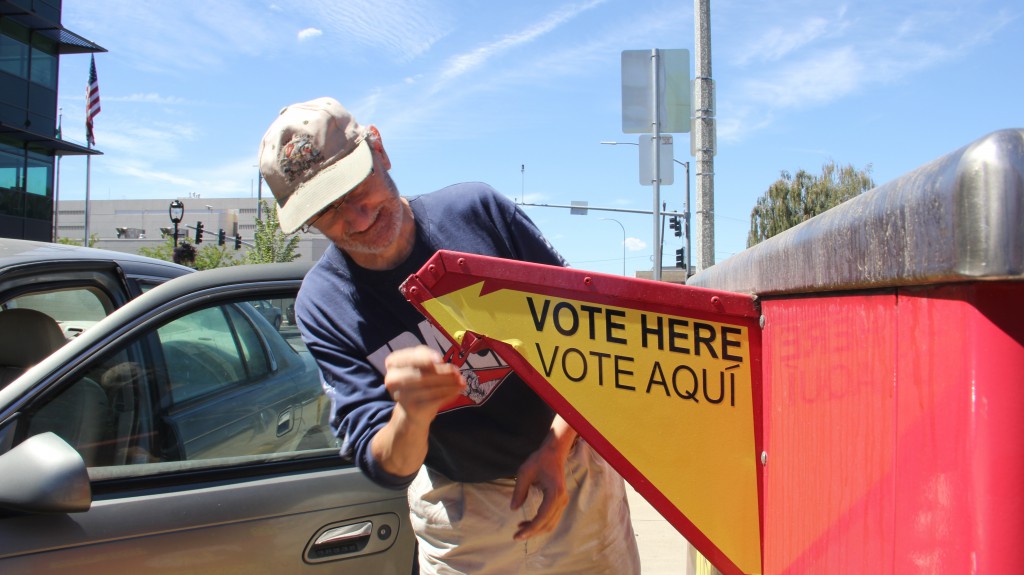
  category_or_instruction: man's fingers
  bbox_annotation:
[383,345,466,421]
[390,378,463,406]
[514,498,563,541]
[384,345,444,370]
[510,476,531,511]
[510,480,569,541]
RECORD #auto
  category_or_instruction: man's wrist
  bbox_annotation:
[372,405,432,477]
[542,418,578,459]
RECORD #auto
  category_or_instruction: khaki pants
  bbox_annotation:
[408,441,641,574]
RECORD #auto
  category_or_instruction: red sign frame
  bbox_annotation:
[401,250,765,574]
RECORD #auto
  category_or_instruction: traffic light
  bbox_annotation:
[218,229,226,246]
[234,234,242,250]
[675,248,685,268]
[669,216,681,237]
[194,221,204,244]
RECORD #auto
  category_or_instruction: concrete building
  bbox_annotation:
[57,197,331,263]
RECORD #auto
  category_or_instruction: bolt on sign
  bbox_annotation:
[401,251,765,575]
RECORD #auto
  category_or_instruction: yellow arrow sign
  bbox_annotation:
[403,251,763,574]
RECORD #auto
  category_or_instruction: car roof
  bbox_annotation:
[125,261,314,308]
[0,238,193,278]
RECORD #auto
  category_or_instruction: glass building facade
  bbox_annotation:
[0,0,103,241]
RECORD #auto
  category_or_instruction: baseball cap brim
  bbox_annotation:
[276,138,373,234]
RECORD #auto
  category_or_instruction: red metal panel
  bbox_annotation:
[761,292,898,573]
[761,282,1024,573]
[893,283,1024,574]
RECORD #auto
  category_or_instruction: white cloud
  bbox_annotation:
[743,47,864,108]
[521,192,550,205]
[116,165,198,188]
[105,93,186,105]
[297,28,323,41]
[734,16,831,66]
[719,2,1018,141]
[299,0,452,62]
[434,0,608,90]
[63,1,275,74]
[625,237,646,251]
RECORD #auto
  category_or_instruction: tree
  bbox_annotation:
[195,243,240,270]
[139,235,239,270]
[244,200,301,264]
[747,160,875,247]
[57,234,99,247]
[137,236,175,262]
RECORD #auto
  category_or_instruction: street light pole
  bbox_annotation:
[601,218,626,276]
[168,200,184,247]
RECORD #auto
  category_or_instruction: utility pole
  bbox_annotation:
[694,0,715,271]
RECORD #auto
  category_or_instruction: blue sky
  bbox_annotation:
[55,0,1022,277]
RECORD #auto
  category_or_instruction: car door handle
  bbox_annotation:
[276,408,293,436]
[309,522,372,558]
[304,513,402,564]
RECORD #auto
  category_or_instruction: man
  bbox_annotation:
[259,97,639,574]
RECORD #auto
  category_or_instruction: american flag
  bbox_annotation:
[85,55,100,147]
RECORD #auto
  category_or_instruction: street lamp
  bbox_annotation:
[601,218,626,276]
[168,200,184,247]
[601,140,692,278]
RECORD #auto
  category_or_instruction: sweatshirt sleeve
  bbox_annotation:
[295,267,418,490]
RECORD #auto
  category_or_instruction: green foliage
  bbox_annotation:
[139,235,239,270]
[137,235,174,261]
[194,243,240,270]
[747,160,875,248]
[56,234,99,247]
[244,200,301,264]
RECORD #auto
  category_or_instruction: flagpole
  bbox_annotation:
[53,109,62,242]
[54,155,61,241]
[84,152,91,245]
[84,54,100,247]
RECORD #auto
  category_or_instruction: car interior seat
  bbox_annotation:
[0,308,69,388]
[0,308,110,466]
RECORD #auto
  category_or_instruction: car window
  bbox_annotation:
[159,305,255,403]
[21,295,339,478]
[137,280,162,293]
[2,285,113,339]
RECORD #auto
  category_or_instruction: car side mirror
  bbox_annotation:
[0,432,91,513]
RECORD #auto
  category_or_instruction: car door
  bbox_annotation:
[0,264,415,574]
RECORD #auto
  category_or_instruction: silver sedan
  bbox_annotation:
[0,255,415,574]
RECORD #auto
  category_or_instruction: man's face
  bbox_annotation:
[313,161,405,257]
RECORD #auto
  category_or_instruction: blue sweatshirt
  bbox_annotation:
[296,182,567,488]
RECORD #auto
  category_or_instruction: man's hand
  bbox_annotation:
[372,346,465,477]
[384,346,465,425]
[509,417,577,541]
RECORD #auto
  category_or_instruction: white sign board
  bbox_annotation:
[621,49,691,134]
[639,135,674,185]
